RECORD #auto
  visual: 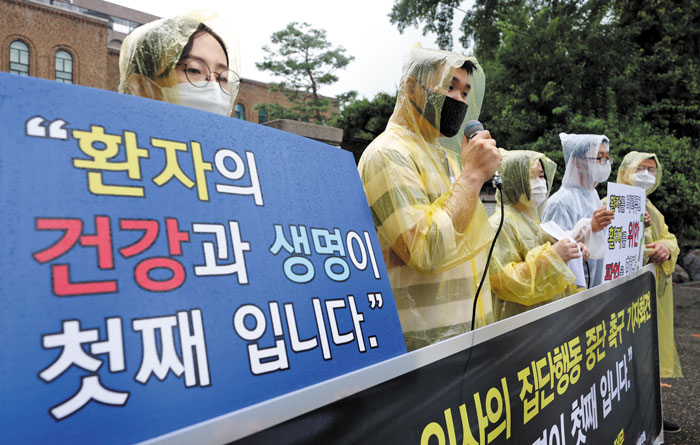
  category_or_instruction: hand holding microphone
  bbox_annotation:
[460,120,502,190]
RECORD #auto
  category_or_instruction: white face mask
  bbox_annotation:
[530,178,548,207]
[591,162,611,183]
[633,170,656,192]
[162,82,232,116]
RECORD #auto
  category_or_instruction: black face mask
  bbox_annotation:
[410,91,467,138]
[439,96,467,137]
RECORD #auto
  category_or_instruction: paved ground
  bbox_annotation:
[660,281,700,445]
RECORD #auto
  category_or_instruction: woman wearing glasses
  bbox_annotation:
[541,133,615,288]
[118,10,240,116]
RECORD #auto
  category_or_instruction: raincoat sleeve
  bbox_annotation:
[646,201,683,377]
[570,217,607,259]
[646,202,679,275]
[541,198,578,231]
[361,145,494,274]
[488,214,575,305]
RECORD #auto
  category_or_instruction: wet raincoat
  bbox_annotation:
[616,151,682,378]
[119,10,240,115]
[358,45,492,351]
[489,151,578,321]
[542,133,610,287]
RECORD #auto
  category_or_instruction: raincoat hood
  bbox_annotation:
[119,10,240,115]
[390,44,485,148]
[560,133,610,189]
[616,151,662,195]
[498,150,557,219]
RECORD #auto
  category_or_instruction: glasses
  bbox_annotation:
[585,156,614,165]
[176,60,239,95]
[635,166,657,175]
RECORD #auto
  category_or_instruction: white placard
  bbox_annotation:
[601,182,646,283]
[539,221,587,287]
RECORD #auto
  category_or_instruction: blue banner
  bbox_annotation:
[0,73,406,443]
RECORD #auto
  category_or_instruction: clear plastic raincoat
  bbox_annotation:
[489,151,578,321]
[542,133,610,287]
[358,45,492,351]
[118,10,240,115]
[616,151,682,378]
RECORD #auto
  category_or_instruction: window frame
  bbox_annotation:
[9,40,30,76]
[234,103,246,120]
[54,49,73,84]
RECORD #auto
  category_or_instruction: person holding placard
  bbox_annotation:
[119,10,240,116]
[616,152,682,377]
[488,150,588,321]
[541,133,615,287]
[616,151,683,434]
[358,45,501,351]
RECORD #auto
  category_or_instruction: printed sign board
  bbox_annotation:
[602,182,646,283]
[0,73,406,443]
[175,266,660,445]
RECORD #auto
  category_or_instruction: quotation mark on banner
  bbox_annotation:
[368,292,383,309]
[25,116,69,140]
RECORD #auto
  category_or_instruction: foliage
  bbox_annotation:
[256,22,354,124]
[329,92,397,163]
[611,126,700,243]
[389,0,461,50]
[255,96,331,123]
[330,92,397,140]
[389,0,700,242]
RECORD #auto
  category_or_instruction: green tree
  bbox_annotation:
[390,0,700,242]
[389,0,461,50]
[329,92,397,162]
[613,0,700,139]
[256,22,354,124]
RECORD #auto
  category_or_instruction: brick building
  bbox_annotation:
[0,0,145,91]
[1,0,338,125]
[235,78,295,124]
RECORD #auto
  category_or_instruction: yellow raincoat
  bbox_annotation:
[489,151,578,321]
[118,10,240,115]
[616,151,682,378]
[358,45,494,351]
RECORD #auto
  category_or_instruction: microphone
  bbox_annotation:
[464,120,502,189]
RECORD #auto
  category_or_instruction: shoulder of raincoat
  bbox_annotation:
[118,10,240,115]
[488,150,577,321]
[616,151,682,377]
[358,45,492,274]
[358,45,494,350]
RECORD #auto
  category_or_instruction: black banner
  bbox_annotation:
[147,268,662,445]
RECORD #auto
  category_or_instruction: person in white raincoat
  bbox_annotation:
[541,133,615,287]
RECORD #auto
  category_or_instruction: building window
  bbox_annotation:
[235,103,245,120]
[110,17,141,34]
[9,40,29,76]
[258,109,268,124]
[55,50,73,84]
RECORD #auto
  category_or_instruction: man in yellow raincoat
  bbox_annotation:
[489,150,587,321]
[616,152,683,378]
[358,45,501,351]
[119,10,240,116]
